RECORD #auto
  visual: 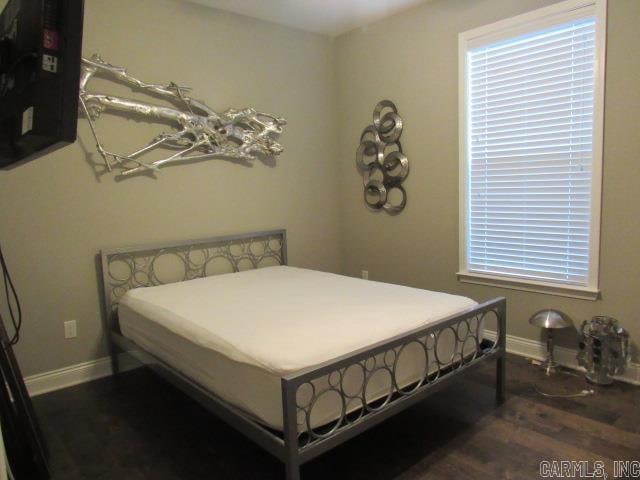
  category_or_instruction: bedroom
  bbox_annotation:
[0,0,637,479]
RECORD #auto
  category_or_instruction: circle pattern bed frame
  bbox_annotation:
[98,229,506,480]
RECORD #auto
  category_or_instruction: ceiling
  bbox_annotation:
[185,0,431,37]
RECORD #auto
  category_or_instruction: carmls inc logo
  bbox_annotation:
[539,460,640,479]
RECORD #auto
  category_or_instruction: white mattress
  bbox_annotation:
[119,266,478,430]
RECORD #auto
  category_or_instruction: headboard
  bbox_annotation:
[99,229,287,331]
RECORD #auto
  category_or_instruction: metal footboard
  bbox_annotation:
[281,297,506,480]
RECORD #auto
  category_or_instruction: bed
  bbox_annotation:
[99,229,506,480]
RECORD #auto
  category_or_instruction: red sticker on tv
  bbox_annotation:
[43,29,60,51]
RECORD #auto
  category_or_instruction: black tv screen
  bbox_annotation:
[0,0,84,167]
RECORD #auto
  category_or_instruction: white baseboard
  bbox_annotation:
[25,354,139,397]
[23,333,639,397]
[484,330,640,386]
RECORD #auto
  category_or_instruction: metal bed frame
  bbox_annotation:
[99,229,506,480]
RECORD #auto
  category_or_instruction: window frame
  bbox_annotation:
[457,0,607,301]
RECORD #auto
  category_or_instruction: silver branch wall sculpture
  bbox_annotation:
[355,100,409,213]
[79,55,287,177]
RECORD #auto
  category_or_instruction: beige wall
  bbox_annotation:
[0,0,341,376]
[335,0,640,361]
[1,0,638,377]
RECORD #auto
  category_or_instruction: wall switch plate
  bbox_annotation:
[361,270,369,280]
[64,320,77,339]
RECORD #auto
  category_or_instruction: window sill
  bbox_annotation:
[456,271,600,301]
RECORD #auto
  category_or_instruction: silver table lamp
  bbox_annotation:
[529,309,573,375]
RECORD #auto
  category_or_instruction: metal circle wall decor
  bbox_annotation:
[356,100,409,213]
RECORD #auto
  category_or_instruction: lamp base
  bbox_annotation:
[529,360,595,398]
[530,358,560,376]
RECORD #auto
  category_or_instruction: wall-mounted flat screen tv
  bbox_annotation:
[0,0,84,167]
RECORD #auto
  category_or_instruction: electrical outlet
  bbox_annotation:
[64,320,77,339]
[361,270,369,280]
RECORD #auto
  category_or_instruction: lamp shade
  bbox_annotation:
[528,310,572,329]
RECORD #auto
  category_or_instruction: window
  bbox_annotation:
[458,0,606,300]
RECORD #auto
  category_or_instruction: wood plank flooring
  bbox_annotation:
[32,354,639,479]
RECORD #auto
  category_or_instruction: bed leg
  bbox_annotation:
[108,337,120,376]
[495,298,507,404]
[285,460,300,480]
[110,352,120,376]
[282,378,301,480]
[496,353,506,404]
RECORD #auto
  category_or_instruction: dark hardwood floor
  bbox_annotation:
[32,354,639,479]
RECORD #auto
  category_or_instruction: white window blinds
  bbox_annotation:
[466,17,597,286]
